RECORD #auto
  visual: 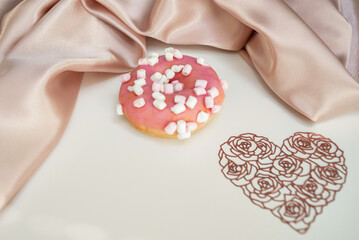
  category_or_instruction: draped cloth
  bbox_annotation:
[0,0,358,211]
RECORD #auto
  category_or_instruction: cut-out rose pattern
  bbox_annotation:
[218,132,347,234]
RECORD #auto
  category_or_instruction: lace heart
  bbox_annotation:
[218,132,347,234]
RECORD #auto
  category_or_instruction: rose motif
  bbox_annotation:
[219,155,258,186]
[291,178,335,207]
[272,195,316,234]
[310,164,347,191]
[242,171,290,210]
[310,134,344,166]
[271,154,311,185]
[282,132,317,159]
[220,134,280,167]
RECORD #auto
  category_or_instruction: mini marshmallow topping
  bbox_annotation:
[171,103,186,114]
[133,84,144,96]
[165,52,174,61]
[196,57,206,65]
[182,64,192,76]
[127,86,134,92]
[138,58,148,65]
[134,78,146,86]
[164,84,174,94]
[220,79,228,90]
[133,98,145,108]
[152,92,166,101]
[174,83,184,92]
[120,73,131,82]
[194,87,206,96]
[116,104,124,115]
[177,131,191,140]
[164,122,177,135]
[147,56,159,66]
[186,122,198,132]
[174,95,186,104]
[176,120,186,134]
[195,79,208,88]
[152,82,161,92]
[207,87,219,98]
[153,100,167,110]
[137,69,146,79]
[186,95,197,109]
[205,96,214,109]
[151,72,162,81]
[173,49,183,59]
[165,69,175,79]
[197,111,210,123]
[211,105,221,113]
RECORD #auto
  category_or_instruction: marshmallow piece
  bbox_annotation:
[133,98,145,108]
[174,83,184,92]
[173,49,183,59]
[152,82,161,92]
[148,57,159,66]
[151,72,162,81]
[160,84,165,93]
[138,58,148,65]
[221,79,228,90]
[127,86,134,92]
[174,95,186,104]
[164,122,177,135]
[186,122,198,132]
[160,75,169,84]
[153,100,167,110]
[195,79,207,88]
[116,104,123,115]
[171,103,186,114]
[194,87,206,96]
[182,64,192,76]
[148,52,159,58]
[177,120,187,134]
[120,73,131,82]
[152,92,166,101]
[165,69,175,79]
[165,52,174,61]
[177,131,191,140]
[205,96,214,108]
[208,87,219,98]
[172,65,184,73]
[134,78,146,86]
[171,80,179,85]
[137,69,146,79]
[197,111,210,123]
[211,105,221,113]
[133,84,144,96]
[164,84,174,94]
[186,95,197,109]
[197,57,205,65]
[165,47,175,53]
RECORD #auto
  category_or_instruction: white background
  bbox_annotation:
[0,39,358,240]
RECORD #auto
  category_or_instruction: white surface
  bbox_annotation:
[1,39,359,240]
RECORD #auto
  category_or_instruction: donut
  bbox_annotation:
[117,48,228,140]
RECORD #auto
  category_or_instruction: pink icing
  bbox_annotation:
[119,55,225,132]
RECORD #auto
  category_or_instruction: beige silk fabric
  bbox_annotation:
[0,0,358,211]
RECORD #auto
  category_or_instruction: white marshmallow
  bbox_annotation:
[160,83,165,93]
[194,87,206,96]
[171,80,179,85]
[137,69,146,79]
[164,84,174,94]
[211,105,221,113]
[148,56,159,66]
[151,72,162,81]
[133,98,145,108]
[208,87,219,98]
[195,79,207,88]
[134,78,146,86]
[153,100,167,110]
[152,92,166,101]
[165,69,175,79]
[186,122,198,132]
[171,103,186,114]
[133,84,144,96]
[205,96,214,108]
[138,58,148,65]
[197,57,205,65]
[177,120,186,134]
[221,79,228,90]
[165,52,174,61]
[174,83,184,92]
[197,111,210,123]
[152,82,161,92]
[120,73,131,82]
[165,47,175,53]
[172,65,184,73]
[164,122,177,135]
[177,131,191,140]
[174,95,186,104]
[186,95,197,109]
[127,86,134,92]
[173,49,183,59]
[182,64,192,76]
[116,104,123,115]
[160,75,169,84]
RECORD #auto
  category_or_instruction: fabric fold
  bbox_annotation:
[0,0,358,211]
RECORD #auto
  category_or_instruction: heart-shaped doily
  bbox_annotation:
[218,132,347,234]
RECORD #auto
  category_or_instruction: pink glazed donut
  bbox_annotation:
[118,48,227,140]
